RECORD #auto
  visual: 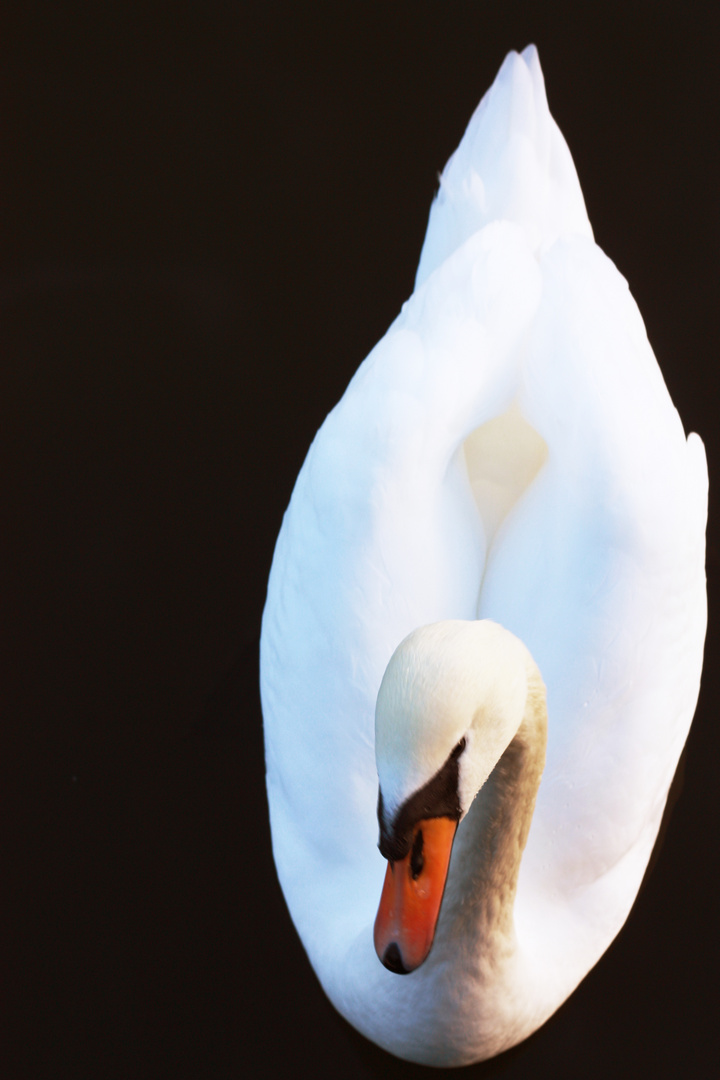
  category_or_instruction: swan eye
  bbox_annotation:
[410,828,425,879]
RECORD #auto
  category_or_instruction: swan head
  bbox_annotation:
[373,620,534,974]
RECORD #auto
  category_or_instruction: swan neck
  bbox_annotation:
[446,667,547,947]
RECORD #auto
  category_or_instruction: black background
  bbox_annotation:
[4,4,719,1078]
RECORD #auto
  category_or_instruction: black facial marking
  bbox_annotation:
[378,736,466,862]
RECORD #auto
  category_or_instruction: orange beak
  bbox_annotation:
[373,816,457,974]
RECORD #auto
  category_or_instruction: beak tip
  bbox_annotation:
[380,941,411,975]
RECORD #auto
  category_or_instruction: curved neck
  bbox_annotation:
[440,669,547,960]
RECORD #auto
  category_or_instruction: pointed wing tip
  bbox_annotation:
[500,44,542,81]
[492,44,549,127]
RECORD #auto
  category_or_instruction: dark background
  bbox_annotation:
[4,4,719,1078]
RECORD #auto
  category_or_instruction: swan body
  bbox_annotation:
[260,46,707,1066]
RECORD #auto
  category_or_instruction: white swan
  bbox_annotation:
[260,46,707,1066]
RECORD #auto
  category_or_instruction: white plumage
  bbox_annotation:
[260,46,707,1065]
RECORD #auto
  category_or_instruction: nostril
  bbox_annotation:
[382,942,409,975]
[410,828,424,879]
